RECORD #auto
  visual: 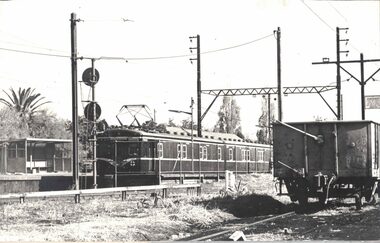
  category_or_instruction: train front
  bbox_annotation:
[96,128,158,187]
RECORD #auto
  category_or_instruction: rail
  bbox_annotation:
[0,183,201,204]
[187,211,295,241]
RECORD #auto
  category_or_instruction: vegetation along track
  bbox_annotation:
[183,211,295,241]
[183,200,380,241]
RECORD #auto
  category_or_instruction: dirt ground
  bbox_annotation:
[0,173,379,241]
[244,202,380,241]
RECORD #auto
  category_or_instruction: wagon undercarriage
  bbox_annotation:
[277,176,379,209]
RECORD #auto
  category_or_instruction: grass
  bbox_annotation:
[0,173,291,241]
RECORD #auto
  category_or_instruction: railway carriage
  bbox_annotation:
[273,120,380,209]
[96,127,271,186]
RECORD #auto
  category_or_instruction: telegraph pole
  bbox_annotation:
[336,27,349,120]
[360,53,365,120]
[275,27,282,121]
[268,94,271,144]
[70,13,79,190]
[313,54,380,120]
[336,27,341,120]
[190,35,201,137]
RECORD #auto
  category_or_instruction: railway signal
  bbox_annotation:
[82,58,101,189]
[84,102,101,121]
[82,67,100,86]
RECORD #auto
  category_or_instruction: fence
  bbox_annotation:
[0,183,201,204]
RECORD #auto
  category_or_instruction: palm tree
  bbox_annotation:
[0,87,50,117]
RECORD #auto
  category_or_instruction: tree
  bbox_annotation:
[181,118,197,131]
[213,96,244,139]
[256,96,276,144]
[0,107,29,140]
[28,109,71,139]
[0,107,70,140]
[0,87,50,120]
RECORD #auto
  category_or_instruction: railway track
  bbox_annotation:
[182,201,380,241]
[182,211,295,241]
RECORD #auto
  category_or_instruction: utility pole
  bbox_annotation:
[360,53,365,120]
[275,27,282,121]
[336,27,349,120]
[267,94,271,144]
[190,35,201,137]
[70,13,79,190]
[313,54,380,120]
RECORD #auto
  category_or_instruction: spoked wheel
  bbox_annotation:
[296,183,309,208]
[354,193,365,210]
[370,193,379,205]
[318,193,327,207]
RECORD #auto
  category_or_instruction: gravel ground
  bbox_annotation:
[0,173,378,241]
[244,201,380,241]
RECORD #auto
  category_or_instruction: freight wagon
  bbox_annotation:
[96,127,271,186]
[273,120,380,209]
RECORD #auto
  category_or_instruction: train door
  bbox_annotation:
[374,123,380,177]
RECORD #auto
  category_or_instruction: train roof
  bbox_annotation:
[99,127,269,147]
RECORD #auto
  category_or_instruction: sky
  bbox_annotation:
[0,0,379,139]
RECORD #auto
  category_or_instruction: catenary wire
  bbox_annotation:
[201,34,273,55]
[300,0,361,54]
[301,0,335,32]
[0,33,274,61]
[328,2,348,22]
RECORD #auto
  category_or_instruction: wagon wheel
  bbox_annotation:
[296,185,308,207]
[354,193,365,210]
[370,193,379,205]
[318,192,327,206]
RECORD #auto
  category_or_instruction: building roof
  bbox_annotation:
[0,138,72,144]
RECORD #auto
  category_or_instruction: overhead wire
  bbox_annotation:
[301,0,335,32]
[0,46,73,59]
[0,39,68,54]
[0,32,274,61]
[300,0,362,54]
[201,34,273,55]
[327,1,348,22]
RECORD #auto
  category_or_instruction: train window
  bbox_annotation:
[257,150,264,161]
[177,144,181,159]
[157,143,163,158]
[8,144,16,158]
[17,147,25,158]
[182,144,187,159]
[229,148,233,161]
[217,147,222,161]
[199,146,203,159]
[128,144,140,157]
[203,146,208,160]
[246,150,251,161]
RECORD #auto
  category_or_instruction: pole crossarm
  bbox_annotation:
[366,67,380,83]
[201,85,336,96]
[339,65,360,83]
[312,58,380,65]
[313,54,380,120]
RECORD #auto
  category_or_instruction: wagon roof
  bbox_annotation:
[273,120,380,125]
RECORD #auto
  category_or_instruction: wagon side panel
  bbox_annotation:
[306,123,336,176]
[337,122,371,177]
[273,123,305,178]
